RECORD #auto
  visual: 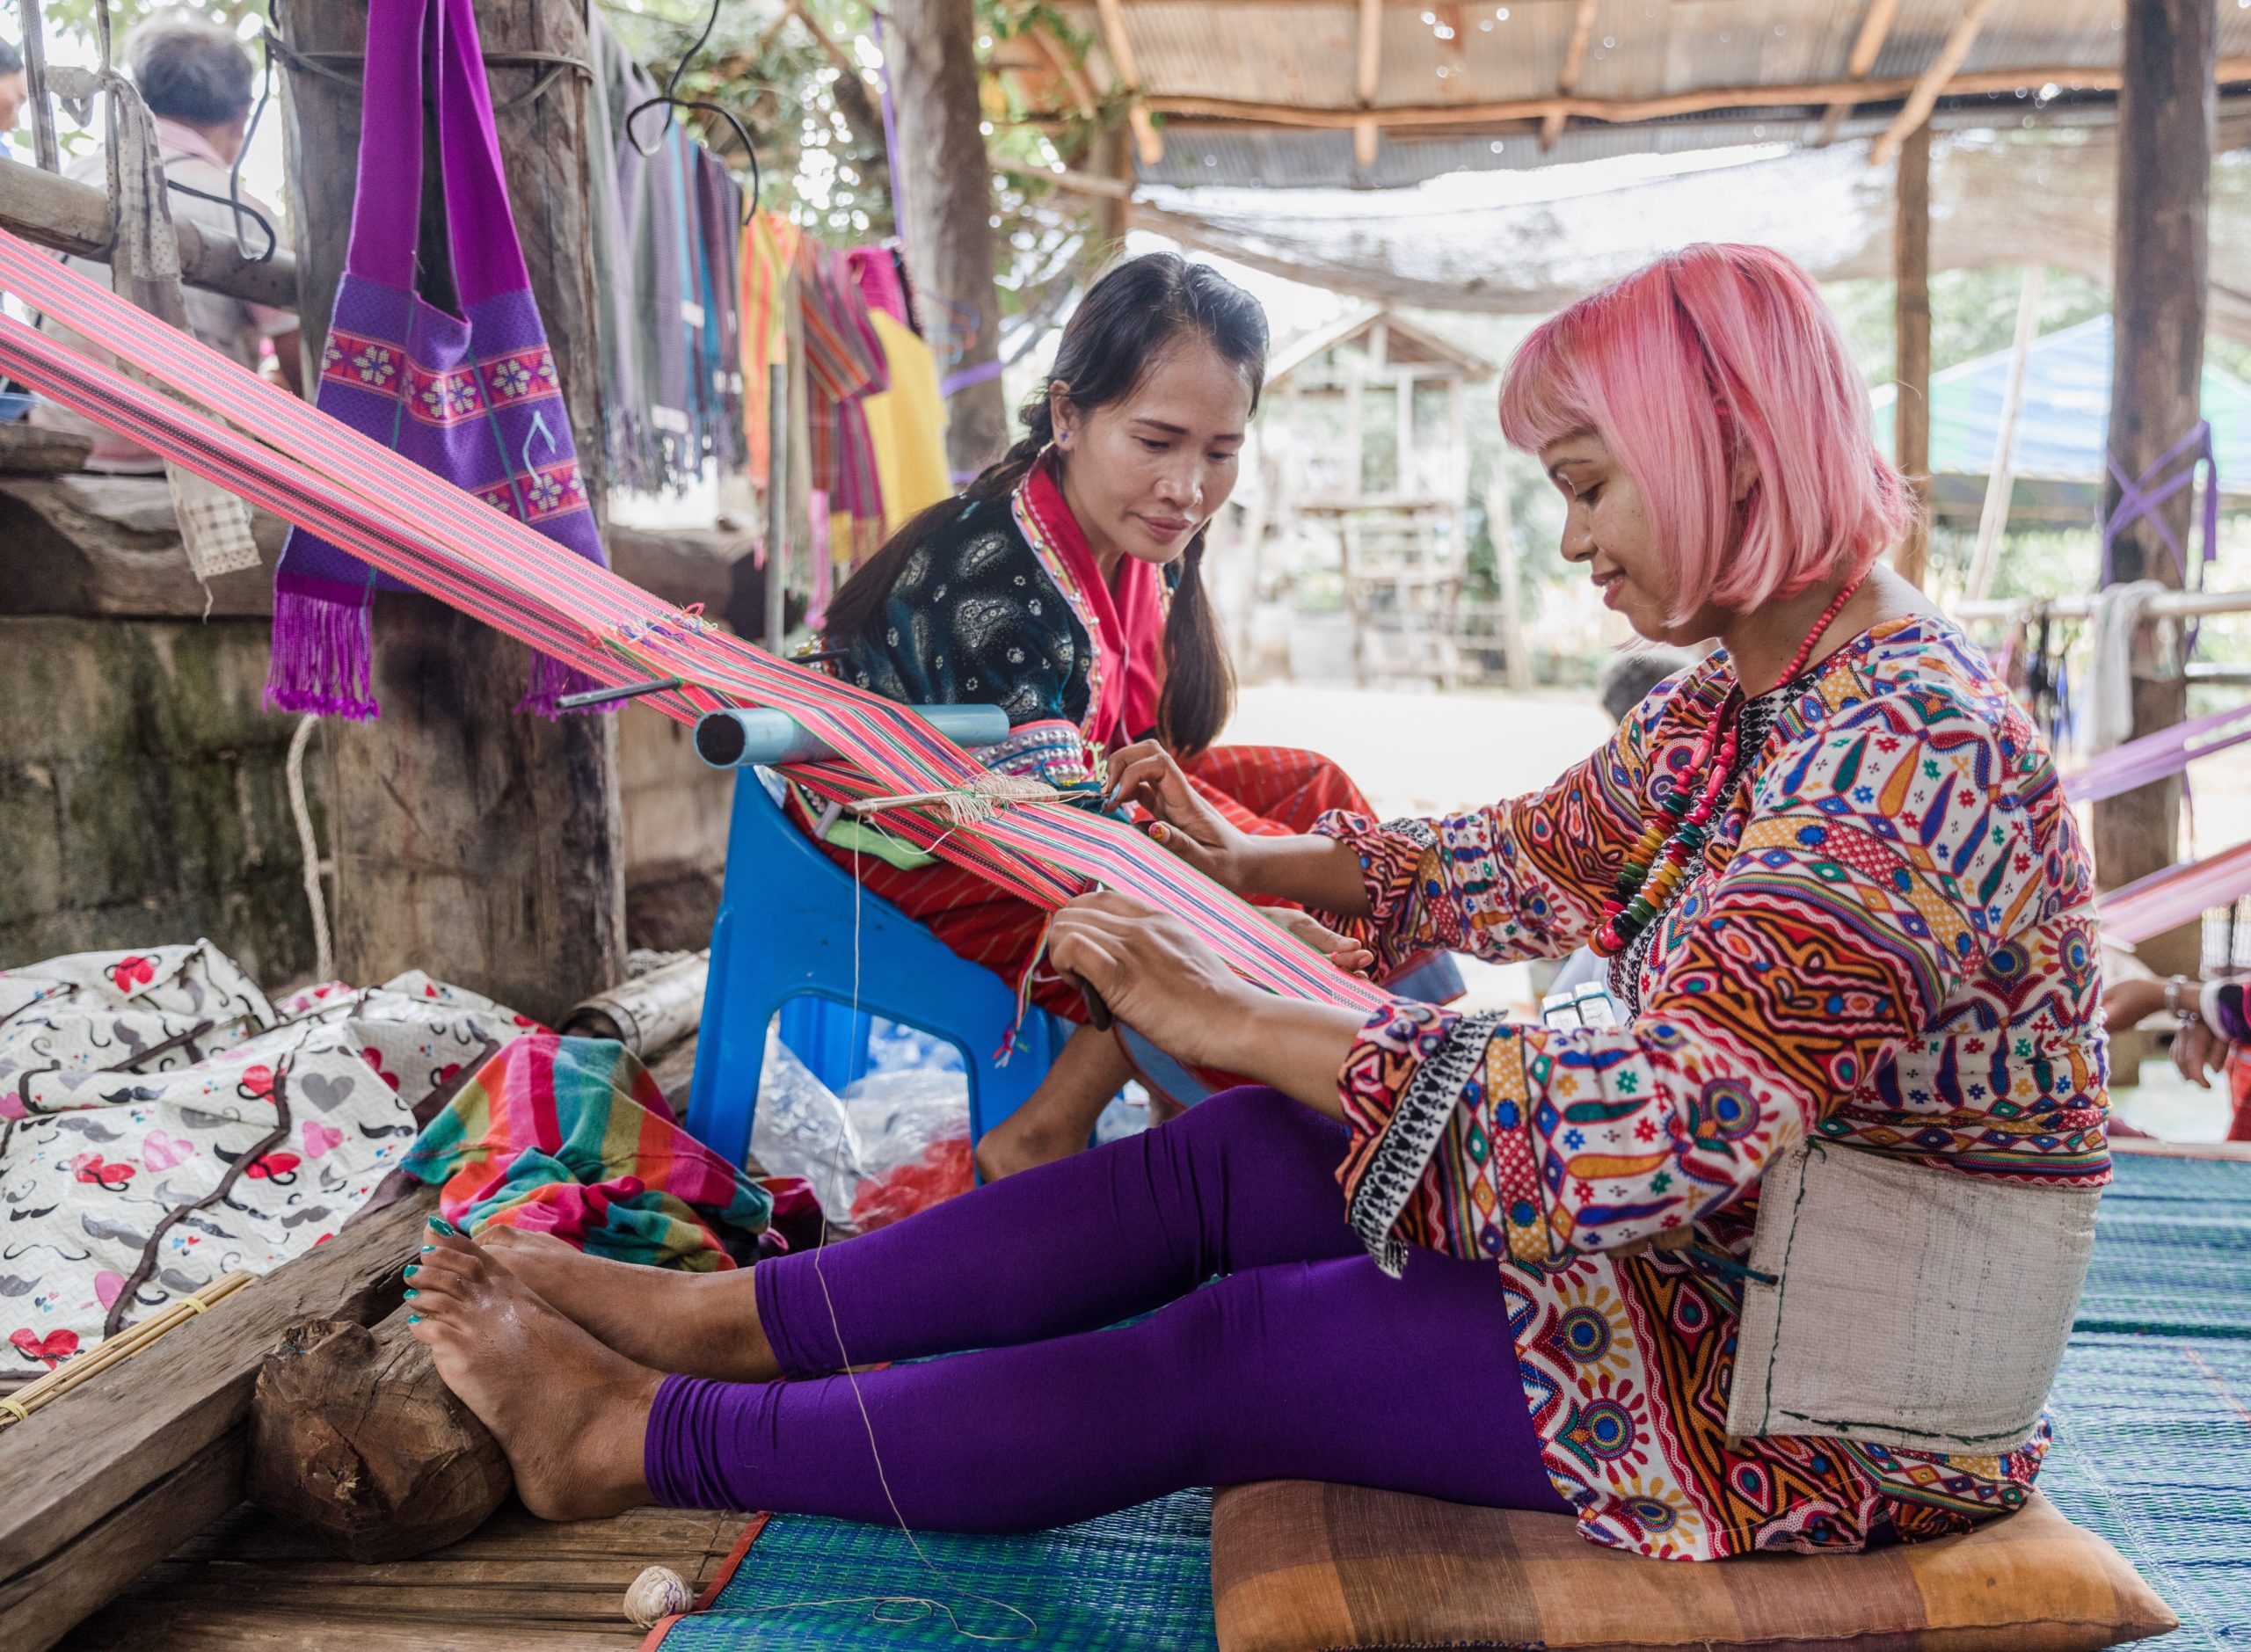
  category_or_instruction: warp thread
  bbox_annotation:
[846,770,1065,829]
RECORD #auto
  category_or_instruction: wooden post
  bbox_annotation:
[1891,121,1933,588]
[279,0,624,1024]
[1487,469,1533,691]
[2094,0,2215,947]
[16,0,60,173]
[892,0,1010,478]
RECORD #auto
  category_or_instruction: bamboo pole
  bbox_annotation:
[1963,265,2044,602]
[0,1273,258,1429]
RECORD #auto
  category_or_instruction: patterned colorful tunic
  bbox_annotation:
[1315,618,2109,1561]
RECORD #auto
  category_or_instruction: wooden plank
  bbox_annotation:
[1540,0,1599,150]
[1128,58,2251,134]
[2094,0,2216,975]
[0,1189,433,1648]
[1870,0,1997,168]
[1354,0,1384,166]
[1891,121,1932,589]
[3,1429,245,1652]
[66,1502,742,1650]
[0,153,298,310]
[1814,0,1903,147]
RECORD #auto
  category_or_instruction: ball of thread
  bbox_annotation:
[623,1564,694,1627]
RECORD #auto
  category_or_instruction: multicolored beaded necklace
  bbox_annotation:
[1591,575,1866,958]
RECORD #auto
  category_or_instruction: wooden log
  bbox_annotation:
[0,475,286,617]
[280,0,626,1025]
[2094,0,2216,977]
[0,1186,433,1650]
[247,1307,511,1563]
[0,152,300,310]
[892,0,1011,477]
[0,422,91,475]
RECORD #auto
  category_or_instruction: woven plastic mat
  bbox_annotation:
[651,1488,1215,1650]
[652,1153,2249,1650]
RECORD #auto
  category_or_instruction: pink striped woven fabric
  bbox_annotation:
[0,229,1385,1015]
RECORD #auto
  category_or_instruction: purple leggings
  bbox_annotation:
[644,1086,1565,1531]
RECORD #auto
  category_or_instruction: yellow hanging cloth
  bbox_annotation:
[858,309,953,538]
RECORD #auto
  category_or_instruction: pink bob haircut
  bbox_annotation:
[1497,243,1917,619]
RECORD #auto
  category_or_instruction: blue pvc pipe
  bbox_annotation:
[693,703,1009,770]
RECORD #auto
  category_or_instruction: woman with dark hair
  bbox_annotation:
[413,244,2102,1565]
[810,251,1394,1178]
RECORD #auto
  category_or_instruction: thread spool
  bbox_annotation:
[623,1563,695,1628]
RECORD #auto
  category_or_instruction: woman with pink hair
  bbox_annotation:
[403,245,2105,1563]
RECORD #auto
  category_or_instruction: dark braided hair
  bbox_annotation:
[824,252,1267,757]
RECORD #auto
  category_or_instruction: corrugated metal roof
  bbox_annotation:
[1049,0,2251,189]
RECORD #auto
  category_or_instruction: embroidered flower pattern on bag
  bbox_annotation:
[521,459,587,522]
[478,345,561,405]
[408,363,484,426]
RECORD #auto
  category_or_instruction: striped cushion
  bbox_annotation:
[1210,1483,2176,1652]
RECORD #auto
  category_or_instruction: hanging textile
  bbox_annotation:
[0,226,1382,1022]
[859,308,951,536]
[690,144,747,477]
[739,210,795,488]
[269,0,608,720]
[587,16,747,493]
[798,238,889,562]
[846,244,910,328]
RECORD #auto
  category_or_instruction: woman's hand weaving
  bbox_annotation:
[1104,741,1255,889]
[1047,891,1370,1120]
[1256,907,1375,977]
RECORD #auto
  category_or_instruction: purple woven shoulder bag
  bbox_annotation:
[268,0,606,718]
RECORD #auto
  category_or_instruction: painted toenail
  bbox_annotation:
[404,1263,419,1277]
[419,1244,435,1254]
[428,1216,463,1237]
[404,1287,419,1299]
[407,1313,422,1323]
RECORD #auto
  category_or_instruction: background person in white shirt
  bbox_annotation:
[31,14,302,470]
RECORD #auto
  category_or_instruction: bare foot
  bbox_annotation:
[405,1226,665,1522]
[476,1226,781,1383]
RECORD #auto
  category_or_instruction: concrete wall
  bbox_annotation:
[0,615,323,986]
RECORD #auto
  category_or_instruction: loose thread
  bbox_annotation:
[750,841,1038,1643]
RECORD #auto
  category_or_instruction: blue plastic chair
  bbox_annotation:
[685,770,1067,1169]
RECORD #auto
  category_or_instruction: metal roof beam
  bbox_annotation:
[1541,0,1600,150]
[1814,0,1903,148]
[1871,0,1998,167]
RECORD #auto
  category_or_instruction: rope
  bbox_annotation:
[286,713,335,983]
[261,30,590,114]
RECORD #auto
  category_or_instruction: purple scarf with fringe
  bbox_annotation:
[267,0,607,720]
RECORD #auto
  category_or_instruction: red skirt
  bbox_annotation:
[820,746,1376,1021]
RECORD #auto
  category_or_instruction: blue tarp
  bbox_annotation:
[1871,315,2251,489]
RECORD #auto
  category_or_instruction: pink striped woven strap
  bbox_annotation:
[0,228,1385,1015]
[2099,839,2251,949]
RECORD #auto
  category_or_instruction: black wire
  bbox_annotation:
[623,0,763,224]
[165,178,279,264]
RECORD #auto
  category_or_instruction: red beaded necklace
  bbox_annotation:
[1591,575,1867,958]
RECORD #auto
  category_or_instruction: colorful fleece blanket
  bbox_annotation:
[401,1035,771,1270]
[0,942,536,1368]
